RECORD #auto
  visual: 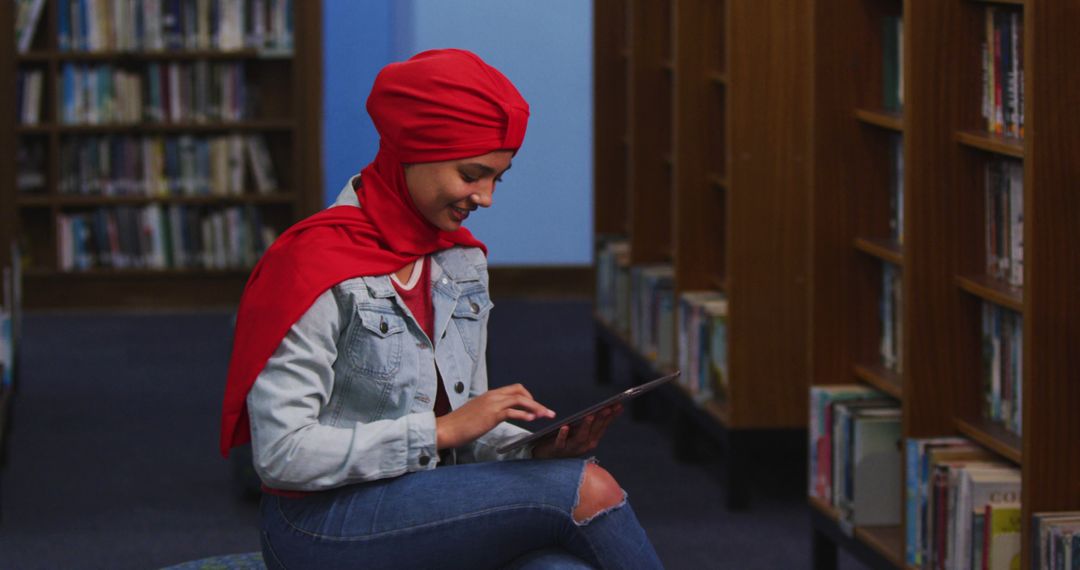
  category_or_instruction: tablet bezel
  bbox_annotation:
[494,370,682,455]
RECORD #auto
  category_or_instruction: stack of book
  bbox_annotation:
[56,204,276,271]
[1031,512,1080,569]
[59,61,249,125]
[981,303,1023,436]
[629,265,675,368]
[58,134,278,197]
[809,385,902,530]
[982,6,1024,139]
[905,437,1022,570]
[984,158,1023,287]
[595,238,631,333]
[676,291,728,404]
[57,0,294,53]
[880,264,903,374]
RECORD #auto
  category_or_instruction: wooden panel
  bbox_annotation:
[1023,0,1080,560]
[594,0,630,236]
[627,0,674,264]
[900,0,978,439]
[673,0,727,293]
[809,0,892,389]
[726,0,811,428]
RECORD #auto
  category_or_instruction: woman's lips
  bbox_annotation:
[451,206,471,222]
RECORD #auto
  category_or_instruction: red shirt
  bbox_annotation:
[392,257,452,417]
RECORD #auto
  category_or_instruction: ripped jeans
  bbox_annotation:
[258,458,664,570]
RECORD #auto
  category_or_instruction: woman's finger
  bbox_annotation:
[506,395,555,419]
[555,425,570,450]
[503,409,537,423]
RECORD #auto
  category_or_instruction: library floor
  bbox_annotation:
[0,299,865,570]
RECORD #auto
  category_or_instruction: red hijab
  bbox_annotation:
[219,49,530,457]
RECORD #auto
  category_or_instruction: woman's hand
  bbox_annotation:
[436,384,555,450]
[531,404,623,459]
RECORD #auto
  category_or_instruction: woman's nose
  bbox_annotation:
[470,187,494,208]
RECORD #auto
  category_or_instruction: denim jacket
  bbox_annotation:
[246,178,531,492]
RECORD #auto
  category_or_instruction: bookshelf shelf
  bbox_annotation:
[971,0,1026,6]
[852,237,903,266]
[17,194,297,207]
[955,274,1023,312]
[809,496,904,570]
[22,49,292,62]
[852,363,902,399]
[2,1,324,309]
[853,108,904,132]
[955,416,1022,465]
[955,130,1024,159]
[854,525,905,570]
[25,267,253,278]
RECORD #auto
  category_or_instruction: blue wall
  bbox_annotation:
[324,0,593,265]
[322,1,391,207]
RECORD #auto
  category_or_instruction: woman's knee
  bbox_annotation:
[572,463,625,524]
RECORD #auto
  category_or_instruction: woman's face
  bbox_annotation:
[404,150,514,232]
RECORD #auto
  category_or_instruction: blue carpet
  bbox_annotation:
[0,300,867,569]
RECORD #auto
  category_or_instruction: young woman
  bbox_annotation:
[220,49,663,569]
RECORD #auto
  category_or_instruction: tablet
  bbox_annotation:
[495,371,681,455]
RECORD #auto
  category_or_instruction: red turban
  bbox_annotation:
[219,49,530,457]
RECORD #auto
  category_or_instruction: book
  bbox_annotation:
[15,0,46,53]
[985,502,1021,570]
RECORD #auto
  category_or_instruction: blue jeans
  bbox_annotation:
[258,458,664,569]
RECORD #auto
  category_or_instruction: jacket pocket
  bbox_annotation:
[344,307,407,380]
[452,289,493,361]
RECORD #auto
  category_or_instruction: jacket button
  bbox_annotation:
[454,382,465,394]
[419,455,431,466]
[470,302,479,314]
[379,321,388,334]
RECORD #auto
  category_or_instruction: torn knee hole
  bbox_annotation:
[572,462,627,524]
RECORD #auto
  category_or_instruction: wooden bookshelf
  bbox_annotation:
[597,0,810,426]
[2,0,324,309]
[853,237,904,266]
[594,0,811,509]
[853,362,903,399]
[810,0,1080,568]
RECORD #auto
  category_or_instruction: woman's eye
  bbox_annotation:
[461,173,478,183]
[494,176,504,184]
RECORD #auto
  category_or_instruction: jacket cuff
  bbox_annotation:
[407,411,439,471]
